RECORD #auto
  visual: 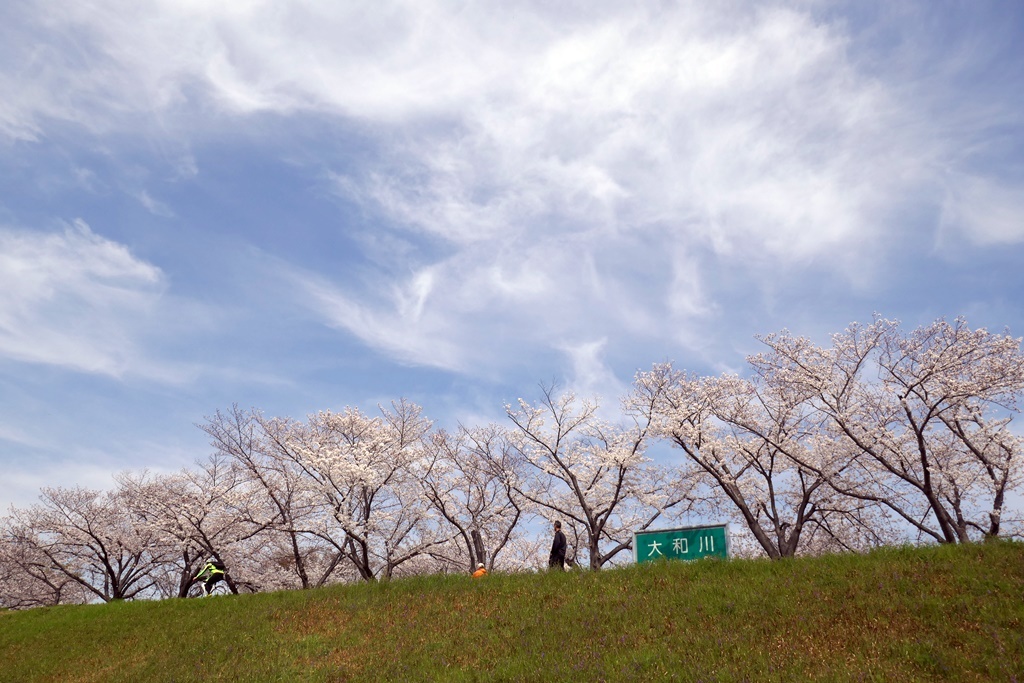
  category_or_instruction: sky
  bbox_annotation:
[2,0,1023,513]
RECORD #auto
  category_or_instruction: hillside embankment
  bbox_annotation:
[1,541,1022,682]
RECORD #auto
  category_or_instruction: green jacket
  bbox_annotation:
[195,562,226,581]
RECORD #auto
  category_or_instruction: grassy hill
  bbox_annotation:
[1,541,1022,682]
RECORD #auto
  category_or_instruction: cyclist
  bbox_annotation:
[194,558,227,596]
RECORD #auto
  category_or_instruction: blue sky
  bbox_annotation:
[2,0,1023,512]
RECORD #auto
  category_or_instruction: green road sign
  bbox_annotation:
[633,523,729,564]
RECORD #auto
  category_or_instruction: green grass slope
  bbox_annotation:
[1,542,1022,682]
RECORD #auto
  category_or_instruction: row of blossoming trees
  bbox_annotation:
[2,316,1023,608]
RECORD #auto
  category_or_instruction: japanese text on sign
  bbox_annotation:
[633,524,729,564]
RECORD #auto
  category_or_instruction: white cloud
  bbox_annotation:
[941,175,1024,246]
[332,5,913,257]
[3,0,1019,375]
[283,229,686,380]
[287,266,467,372]
[0,423,50,451]
[0,220,165,376]
[559,338,627,406]
[137,190,175,217]
[0,0,1021,516]
[0,439,203,512]
[3,3,921,250]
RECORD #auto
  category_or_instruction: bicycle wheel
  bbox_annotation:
[187,581,230,598]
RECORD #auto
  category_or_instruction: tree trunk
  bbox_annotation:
[471,529,487,569]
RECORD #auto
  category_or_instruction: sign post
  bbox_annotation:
[633,523,729,564]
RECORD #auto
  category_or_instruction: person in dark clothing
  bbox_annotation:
[549,521,567,570]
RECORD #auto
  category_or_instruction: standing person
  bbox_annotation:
[548,521,567,571]
[194,559,227,596]
[472,563,487,578]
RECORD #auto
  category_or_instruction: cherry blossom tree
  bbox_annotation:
[639,363,898,559]
[6,314,1020,608]
[417,424,527,572]
[751,316,1024,544]
[0,515,92,608]
[115,471,205,598]
[200,406,345,589]
[274,400,447,581]
[117,455,274,596]
[5,486,169,602]
[505,386,700,570]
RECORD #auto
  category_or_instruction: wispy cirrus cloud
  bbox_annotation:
[941,176,1024,246]
[1,0,1023,518]
[0,220,165,376]
[3,0,1021,378]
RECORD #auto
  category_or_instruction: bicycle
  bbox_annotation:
[187,580,231,598]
